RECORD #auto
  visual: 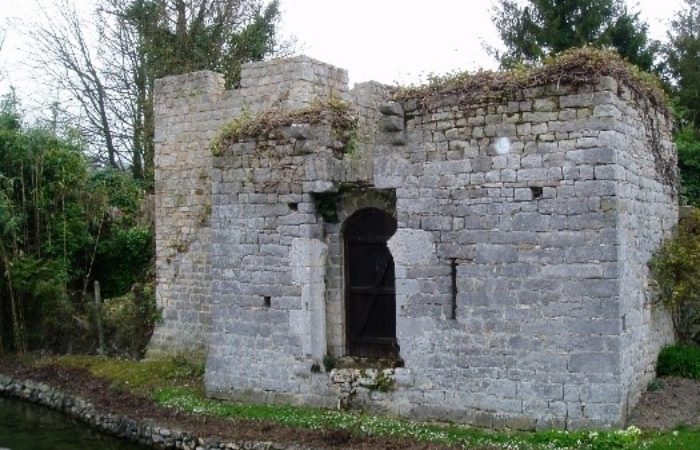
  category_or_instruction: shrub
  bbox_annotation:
[0,103,154,354]
[675,126,700,206]
[94,225,153,299]
[649,207,700,344]
[657,344,700,379]
[102,280,159,359]
[323,354,336,372]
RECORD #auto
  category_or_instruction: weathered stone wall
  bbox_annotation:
[609,83,677,418]
[150,71,221,358]
[150,57,349,358]
[206,123,335,406]
[371,77,677,429]
[154,55,677,429]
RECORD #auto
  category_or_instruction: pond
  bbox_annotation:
[0,396,148,450]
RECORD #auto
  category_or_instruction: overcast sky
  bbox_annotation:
[0,0,685,115]
[277,0,683,85]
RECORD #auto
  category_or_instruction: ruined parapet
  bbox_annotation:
[149,56,351,358]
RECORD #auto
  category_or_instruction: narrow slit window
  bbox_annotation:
[263,296,271,308]
[450,259,458,320]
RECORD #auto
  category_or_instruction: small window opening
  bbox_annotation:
[450,259,458,320]
[530,186,543,199]
[288,202,298,211]
[263,296,271,308]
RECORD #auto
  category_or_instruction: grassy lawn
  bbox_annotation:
[644,427,700,450]
[21,354,700,450]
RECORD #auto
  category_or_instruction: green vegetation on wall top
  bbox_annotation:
[394,47,668,114]
[210,97,357,156]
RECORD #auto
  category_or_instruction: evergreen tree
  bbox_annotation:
[665,0,700,128]
[107,0,282,181]
[491,0,657,70]
[664,0,700,205]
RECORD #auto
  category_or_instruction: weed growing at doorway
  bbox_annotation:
[322,354,336,372]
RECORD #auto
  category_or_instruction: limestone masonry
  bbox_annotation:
[151,53,678,430]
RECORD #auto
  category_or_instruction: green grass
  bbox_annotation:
[154,386,655,449]
[24,355,700,450]
[644,426,700,450]
[30,354,205,396]
[657,344,700,379]
[155,387,525,448]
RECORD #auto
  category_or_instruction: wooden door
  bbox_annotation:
[345,208,398,358]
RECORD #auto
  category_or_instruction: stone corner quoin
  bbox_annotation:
[149,53,679,430]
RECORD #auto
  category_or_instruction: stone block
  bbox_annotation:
[380,102,404,116]
[421,215,453,231]
[506,416,537,431]
[568,352,619,373]
[382,116,404,132]
[514,188,533,201]
[575,180,616,197]
[517,168,550,182]
[388,229,436,266]
[593,104,622,118]
[475,244,518,263]
[566,148,616,164]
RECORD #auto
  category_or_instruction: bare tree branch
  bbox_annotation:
[31,0,126,168]
[30,0,285,181]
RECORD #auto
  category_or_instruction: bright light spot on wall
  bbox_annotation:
[494,137,511,155]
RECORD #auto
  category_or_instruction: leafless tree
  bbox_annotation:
[31,0,285,179]
[0,25,6,82]
[31,1,126,168]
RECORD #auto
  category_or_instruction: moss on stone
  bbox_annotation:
[312,191,341,223]
[211,97,357,156]
[29,354,206,396]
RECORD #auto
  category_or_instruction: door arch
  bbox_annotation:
[344,208,398,358]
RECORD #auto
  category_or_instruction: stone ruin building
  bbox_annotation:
[150,51,678,430]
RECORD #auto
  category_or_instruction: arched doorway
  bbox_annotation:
[344,208,398,358]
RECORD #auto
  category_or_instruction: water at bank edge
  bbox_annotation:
[0,396,148,450]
